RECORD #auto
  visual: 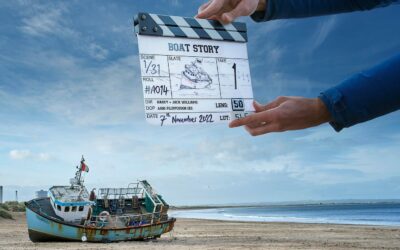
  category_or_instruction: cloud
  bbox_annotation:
[163,0,181,7]
[342,142,400,178]
[308,16,337,53]
[248,20,291,70]
[16,2,120,62]
[251,71,318,100]
[1,0,399,205]
[9,149,32,160]
[250,20,292,40]
[9,149,51,161]
[295,127,337,142]
[88,43,109,60]
[38,153,51,161]
[20,4,77,38]
[0,51,142,126]
[39,55,142,126]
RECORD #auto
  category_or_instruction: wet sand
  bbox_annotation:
[1,212,400,249]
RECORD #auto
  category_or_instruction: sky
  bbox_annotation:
[0,0,399,205]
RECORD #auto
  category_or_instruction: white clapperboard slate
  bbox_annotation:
[134,12,254,126]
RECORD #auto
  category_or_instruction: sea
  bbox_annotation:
[170,203,400,226]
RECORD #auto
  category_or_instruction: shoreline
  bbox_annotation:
[179,218,400,230]
[170,200,400,210]
[172,216,400,228]
[169,203,400,227]
[1,213,400,249]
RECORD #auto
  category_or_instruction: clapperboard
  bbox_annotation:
[134,12,254,126]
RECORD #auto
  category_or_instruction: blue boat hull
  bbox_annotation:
[25,201,175,242]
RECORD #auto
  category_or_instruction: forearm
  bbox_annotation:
[252,0,398,22]
[319,53,400,132]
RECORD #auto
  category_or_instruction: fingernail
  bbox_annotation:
[222,13,232,24]
[253,100,261,107]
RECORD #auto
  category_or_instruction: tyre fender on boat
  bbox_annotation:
[98,211,110,222]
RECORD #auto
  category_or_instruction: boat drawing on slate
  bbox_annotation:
[25,156,175,242]
[180,58,212,89]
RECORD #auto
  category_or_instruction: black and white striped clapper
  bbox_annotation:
[134,12,247,42]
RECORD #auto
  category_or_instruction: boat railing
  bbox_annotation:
[140,180,164,213]
[84,211,168,229]
[98,187,143,198]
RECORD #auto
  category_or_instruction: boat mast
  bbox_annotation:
[72,155,85,187]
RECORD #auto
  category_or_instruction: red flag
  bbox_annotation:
[81,161,89,172]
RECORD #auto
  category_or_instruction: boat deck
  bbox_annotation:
[26,198,64,221]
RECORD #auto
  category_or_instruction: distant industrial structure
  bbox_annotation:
[36,190,48,198]
[15,190,18,202]
[0,186,3,203]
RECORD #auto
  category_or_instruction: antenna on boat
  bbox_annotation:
[70,155,89,187]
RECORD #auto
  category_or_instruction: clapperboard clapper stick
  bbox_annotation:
[134,12,254,126]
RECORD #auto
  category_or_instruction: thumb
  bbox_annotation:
[253,101,265,112]
[196,0,224,19]
[220,1,250,24]
[253,99,283,112]
[197,1,212,16]
[220,9,242,24]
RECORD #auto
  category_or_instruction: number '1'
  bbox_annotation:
[232,63,237,89]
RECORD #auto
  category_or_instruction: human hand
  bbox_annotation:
[229,96,332,136]
[196,0,266,24]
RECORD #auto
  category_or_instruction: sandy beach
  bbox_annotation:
[1,212,400,249]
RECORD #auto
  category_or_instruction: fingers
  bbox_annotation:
[196,1,212,18]
[253,100,278,112]
[244,123,281,136]
[229,111,272,128]
[253,101,266,112]
[220,13,235,24]
[253,96,290,113]
[220,1,248,24]
[207,14,220,21]
[198,1,211,13]
[245,120,267,129]
[196,0,224,19]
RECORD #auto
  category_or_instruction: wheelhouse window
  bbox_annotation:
[64,206,70,212]
[71,206,77,212]
[57,205,61,211]
[78,206,84,211]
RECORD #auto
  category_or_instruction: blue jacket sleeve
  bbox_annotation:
[250,0,400,131]
[318,54,400,132]
[251,0,399,22]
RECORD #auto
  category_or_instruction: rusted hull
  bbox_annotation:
[25,206,175,242]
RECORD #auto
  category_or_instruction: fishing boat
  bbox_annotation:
[25,156,175,242]
[180,58,212,89]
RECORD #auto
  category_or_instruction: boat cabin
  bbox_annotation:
[49,186,95,223]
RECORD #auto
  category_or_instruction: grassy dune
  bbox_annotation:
[0,201,25,219]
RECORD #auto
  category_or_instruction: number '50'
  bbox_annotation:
[231,99,244,111]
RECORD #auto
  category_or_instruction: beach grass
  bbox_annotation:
[0,201,25,212]
[0,204,9,211]
[0,209,13,220]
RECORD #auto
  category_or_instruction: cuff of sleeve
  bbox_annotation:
[318,88,348,132]
[250,0,274,22]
